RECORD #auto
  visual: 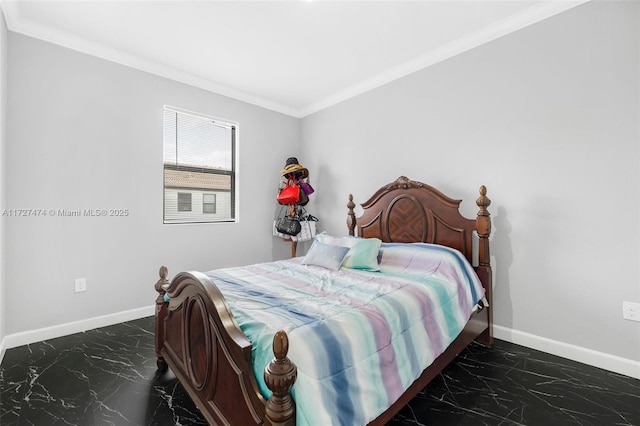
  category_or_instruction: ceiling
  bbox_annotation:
[1,1,586,117]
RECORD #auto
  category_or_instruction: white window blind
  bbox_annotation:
[163,106,236,224]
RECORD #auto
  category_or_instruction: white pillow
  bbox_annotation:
[301,240,350,271]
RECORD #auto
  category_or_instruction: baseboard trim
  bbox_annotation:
[2,305,155,352]
[494,325,640,380]
[2,311,638,381]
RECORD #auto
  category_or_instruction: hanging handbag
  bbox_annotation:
[299,179,314,195]
[277,178,300,205]
[275,215,301,236]
[291,218,316,242]
[298,185,309,206]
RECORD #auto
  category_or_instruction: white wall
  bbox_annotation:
[0,8,7,359]
[301,1,639,375]
[5,32,299,338]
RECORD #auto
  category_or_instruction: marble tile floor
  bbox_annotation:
[1,316,638,426]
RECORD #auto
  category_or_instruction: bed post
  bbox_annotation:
[264,330,297,426]
[347,194,356,236]
[475,186,493,346]
[154,266,170,371]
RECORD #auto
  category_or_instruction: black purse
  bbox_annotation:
[275,215,301,236]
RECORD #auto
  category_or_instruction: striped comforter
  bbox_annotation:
[205,243,485,426]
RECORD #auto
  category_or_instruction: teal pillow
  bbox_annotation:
[342,238,382,271]
[301,241,350,271]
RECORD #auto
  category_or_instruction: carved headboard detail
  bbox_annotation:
[347,176,489,265]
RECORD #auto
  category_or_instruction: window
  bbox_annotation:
[203,193,216,214]
[163,106,237,223]
[177,192,192,212]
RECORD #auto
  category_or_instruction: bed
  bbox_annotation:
[154,176,493,425]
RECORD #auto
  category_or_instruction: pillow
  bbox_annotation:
[316,233,381,271]
[342,237,382,271]
[301,240,350,271]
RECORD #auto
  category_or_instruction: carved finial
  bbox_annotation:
[264,330,297,426]
[385,176,423,190]
[476,185,491,214]
[155,266,170,294]
[273,330,289,360]
[397,176,410,187]
[475,186,491,266]
[347,194,356,236]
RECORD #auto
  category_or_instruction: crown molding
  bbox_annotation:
[299,0,590,117]
[1,0,589,119]
[0,0,301,117]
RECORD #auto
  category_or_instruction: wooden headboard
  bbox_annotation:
[347,176,491,269]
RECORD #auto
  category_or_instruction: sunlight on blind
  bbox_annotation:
[163,107,236,224]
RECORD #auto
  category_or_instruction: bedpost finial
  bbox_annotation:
[155,266,170,294]
[347,194,356,236]
[476,185,491,212]
[264,330,297,425]
[273,330,289,360]
[475,186,491,267]
[347,194,355,210]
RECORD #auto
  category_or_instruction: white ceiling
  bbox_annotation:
[1,0,587,117]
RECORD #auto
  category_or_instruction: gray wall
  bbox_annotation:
[301,1,639,363]
[5,33,299,335]
[2,1,638,375]
[0,9,7,353]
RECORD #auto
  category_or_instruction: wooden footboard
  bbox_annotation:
[154,267,296,426]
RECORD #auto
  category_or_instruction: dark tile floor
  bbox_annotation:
[1,316,638,426]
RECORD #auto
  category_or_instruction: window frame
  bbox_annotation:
[163,105,239,224]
